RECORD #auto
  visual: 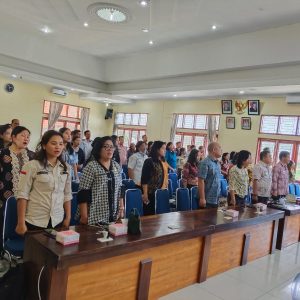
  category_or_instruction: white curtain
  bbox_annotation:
[48,102,63,130]
[80,107,90,135]
[170,114,179,142]
[207,115,217,143]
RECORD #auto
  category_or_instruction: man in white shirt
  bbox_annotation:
[80,130,93,162]
[128,141,148,186]
[252,149,272,204]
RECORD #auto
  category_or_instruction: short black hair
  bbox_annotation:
[236,150,251,169]
[260,150,270,161]
[0,124,11,135]
[135,141,145,152]
[12,126,30,136]
[91,136,113,161]
[84,130,90,135]
[279,151,290,160]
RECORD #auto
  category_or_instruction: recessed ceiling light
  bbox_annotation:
[142,28,149,33]
[133,95,137,98]
[84,22,89,27]
[212,25,217,30]
[139,0,149,7]
[96,7,127,23]
[239,90,245,94]
[41,26,52,34]
[11,74,17,78]
[149,40,154,45]
[106,103,109,107]
[173,94,177,97]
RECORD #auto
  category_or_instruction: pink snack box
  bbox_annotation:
[224,209,239,218]
[56,230,80,246]
[109,223,128,236]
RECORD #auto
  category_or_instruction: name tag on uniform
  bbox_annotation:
[37,171,48,175]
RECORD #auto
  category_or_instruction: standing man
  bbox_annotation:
[80,130,93,162]
[118,136,128,167]
[271,151,290,200]
[11,119,20,129]
[198,142,222,208]
[252,149,272,204]
[175,141,182,156]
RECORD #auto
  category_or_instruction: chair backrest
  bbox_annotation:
[122,165,129,178]
[122,179,136,190]
[125,189,144,218]
[70,193,79,226]
[72,181,80,193]
[289,183,296,195]
[176,188,191,211]
[121,172,127,180]
[295,183,300,197]
[3,196,19,245]
[220,179,228,197]
[190,186,199,210]
[168,173,178,192]
[155,189,170,214]
[178,178,184,188]
[168,179,173,198]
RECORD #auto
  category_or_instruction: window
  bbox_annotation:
[115,113,148,126]
[257,138,300,180]
[117,128,146,147]
[41,100,82,135]
[175,114,220,130]
[175,133,207,151]
[260,115,299,136]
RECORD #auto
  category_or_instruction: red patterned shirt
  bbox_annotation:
[271,162,289,196]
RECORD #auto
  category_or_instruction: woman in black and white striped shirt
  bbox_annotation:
[77,136,124,225]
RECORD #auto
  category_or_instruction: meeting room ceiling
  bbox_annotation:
[1,0,300,58]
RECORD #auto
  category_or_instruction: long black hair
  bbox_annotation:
[166,142,173,151]
[0,124,12,148]
[91,136,113,162]
[222,152,229,162]
[149,141,166,162]
[35,130,67,171]
[187,149,199,166]
[236,150,251,169]
[59,127,74,154]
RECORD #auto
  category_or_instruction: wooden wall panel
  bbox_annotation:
[207,222,273,277]
[66,237,204,300]
[283,215,300,248]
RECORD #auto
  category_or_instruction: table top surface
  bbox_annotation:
[268,203,300,216]
[24,207,284,269]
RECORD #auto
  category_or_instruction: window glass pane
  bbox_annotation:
[139,130,146,140]
[278,116,298,135]
[182,135,192,148]
[117,129,124,136]
[174,134,182,144]
[131,114,139,125]
[43,101,50,114]
[216,116,220,131]
[123,130,131,147]
[115,113,124,125]
[42,119,48,135]
[61,105,67,117]
[78,108,82,119]
[68,106,78,118]
[124,114,132,125]
[131,131,138,144]
[260,140,276,159]
[54,121,65,131]
[277,143,294,162]
[260,116,279,133]
[66,122,77,131]
[195,136,205,147]
[194,115,207,129]
[183,115,194,129]
[139,114,148,126]
[298,119,300,136]
[296,145,300,180]
[176,115,183,128]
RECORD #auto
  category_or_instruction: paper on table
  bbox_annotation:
[97,237,114,243]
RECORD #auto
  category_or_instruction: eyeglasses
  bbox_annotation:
[103,145,115,150]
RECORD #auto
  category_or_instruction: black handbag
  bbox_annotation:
[127,208,141,235]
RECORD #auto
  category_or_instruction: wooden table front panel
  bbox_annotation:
[207,221,273,277]
[66,237,204,300]
[283,214,300,248]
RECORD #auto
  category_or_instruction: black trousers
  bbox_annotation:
[257,196,269,204]
[143,193,155,216]
[272,195,286,201]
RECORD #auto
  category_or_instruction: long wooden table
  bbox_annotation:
[23,207,284,300]
[268,203,300,249]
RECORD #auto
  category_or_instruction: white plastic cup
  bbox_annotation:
[103,231,108,239]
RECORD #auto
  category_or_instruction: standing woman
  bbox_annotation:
[0,124,12,151]
[59,127,78,181]
[165,142,177,172]
[141,141,168,215]
[72,135,85,171]
[15,130,72,233]
[77,136,124,225]
[182,149,199,189]
[220,152,230,179]
[229,150,252,207]
[176,147,186,178]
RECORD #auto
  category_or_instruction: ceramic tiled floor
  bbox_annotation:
[161,243,300,300]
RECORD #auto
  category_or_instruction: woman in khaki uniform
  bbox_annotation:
[15,130,72,234]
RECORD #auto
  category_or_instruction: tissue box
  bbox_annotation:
[254,203,267,211]
[224,209,239,218]
[56,230,80,246]
[109,223,128,236]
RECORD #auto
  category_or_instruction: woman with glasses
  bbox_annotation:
[77,136,124,225]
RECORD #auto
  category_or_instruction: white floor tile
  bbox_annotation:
[255,294,281,300]
[268,277,297,300]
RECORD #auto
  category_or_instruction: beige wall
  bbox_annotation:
[0,75,110,149]
[114,97,300,158]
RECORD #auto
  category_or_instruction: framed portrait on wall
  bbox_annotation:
[226,117,235,129]
[248,100,260,115]
[222,100,232,114]
[241,117,251,130]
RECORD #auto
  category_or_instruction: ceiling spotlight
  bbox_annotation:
[139,0,149,7]
[239,90,245,94]
[96,7,127,23]
[84,22,89,27]
[41,26,52,34]
[149,40,153,45]
[11,74,17,78]
[212,25,217,30]
[142,28,149,33]
[173,94,177,97]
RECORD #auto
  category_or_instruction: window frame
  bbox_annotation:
[115,112,148,127]
[175,113,220,130]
